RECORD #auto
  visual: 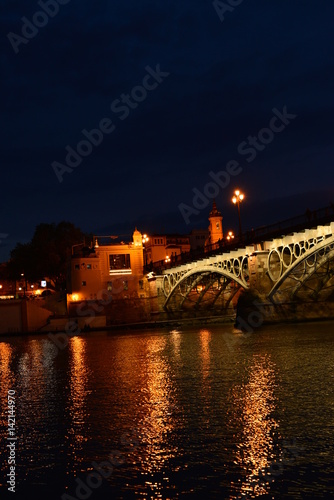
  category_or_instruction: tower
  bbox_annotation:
[132,228,143,247]
[206,201,223,248]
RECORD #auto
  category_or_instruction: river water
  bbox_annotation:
[0,321,334,499]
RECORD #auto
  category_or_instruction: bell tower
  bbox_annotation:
[132,228,142,247]
[207,201,223,247]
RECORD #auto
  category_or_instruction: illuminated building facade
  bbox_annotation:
[69,229,144,302]
[144,234,191,265]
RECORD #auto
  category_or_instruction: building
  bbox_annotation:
[205,201,223,250]
[189,229,209,251]
[68,229,144,303]
[144,234,191,266]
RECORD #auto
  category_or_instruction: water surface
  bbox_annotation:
[0,321,334,499]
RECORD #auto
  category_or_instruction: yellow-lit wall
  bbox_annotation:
[69,231,144,302]
[145,235,191,264]
[208,215,223,244]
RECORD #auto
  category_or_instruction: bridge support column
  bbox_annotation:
[248,250,272,297]
[234,250,275,330]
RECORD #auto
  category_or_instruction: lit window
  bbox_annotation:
[109,254,131,273]
[87,264,91,270]
[123,280,128,290]
[107,281,112,292]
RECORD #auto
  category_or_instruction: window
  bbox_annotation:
[82,281,86,286]
[123,280,128,291]
[74,264,79,270]
[107,281,112,292]
[109,254,131,274]
[216,222,220,230]
[139,280,144,290]
[87,264,92,270]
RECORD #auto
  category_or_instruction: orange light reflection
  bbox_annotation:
[200,329,211,380]
[68,337,90,460]
[139,337,177,498]
[0,342,13,400]
[230,354,281,498]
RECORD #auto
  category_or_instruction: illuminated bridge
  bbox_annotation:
[159,219,334,319]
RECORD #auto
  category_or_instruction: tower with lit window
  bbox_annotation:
[206,201,223,249]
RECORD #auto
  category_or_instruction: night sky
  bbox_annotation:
[1,0,334,262]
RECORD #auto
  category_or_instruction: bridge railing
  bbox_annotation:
[145,205,334,274]
[244,205,334,242]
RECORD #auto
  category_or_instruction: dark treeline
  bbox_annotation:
[2,222,92,288]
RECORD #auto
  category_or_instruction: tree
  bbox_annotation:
[7,222,90,288]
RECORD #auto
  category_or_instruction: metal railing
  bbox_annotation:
[146,205,334,274]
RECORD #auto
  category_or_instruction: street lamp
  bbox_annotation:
[232,190,245,240]
[142,234,149,245]
[226,231,235,242]
[142,234,149,269]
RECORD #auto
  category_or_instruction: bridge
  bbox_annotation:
[158,214,334,321]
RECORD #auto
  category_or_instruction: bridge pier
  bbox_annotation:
[248,250,272,297]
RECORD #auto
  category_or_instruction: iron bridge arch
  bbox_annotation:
[163,265,249,311]
[268,234,334,301]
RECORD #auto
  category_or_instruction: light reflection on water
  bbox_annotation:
[0,322,334,498]
[139,336,177,498]
[0,342,13,459]
[230,354,281,498]
[67,336,91,468]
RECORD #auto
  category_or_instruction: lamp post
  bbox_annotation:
[232,190,245,240]
[226,231,235,242]
[21,272,27,298]
[142,234,149,269]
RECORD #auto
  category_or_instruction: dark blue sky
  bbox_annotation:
[1,0,334,261]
